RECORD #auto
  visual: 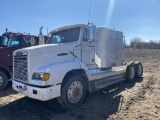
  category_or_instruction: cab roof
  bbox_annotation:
[50,23,87,34]
[2,32,37,37]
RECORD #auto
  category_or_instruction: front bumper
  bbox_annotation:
[12,80,61,101]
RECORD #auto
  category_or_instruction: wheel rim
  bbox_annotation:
[130,67,134,79]
[138,65,142,76]
[0,76,3,86]
[67,81,83,103]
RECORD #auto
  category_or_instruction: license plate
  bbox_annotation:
[18,86,23,94]
[18,85,27,94]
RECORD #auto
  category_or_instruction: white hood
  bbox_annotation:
[14,43,75,81]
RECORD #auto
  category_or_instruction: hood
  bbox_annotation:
[22,43,73,54]
[20,43,75,65]
[13,43,76,81]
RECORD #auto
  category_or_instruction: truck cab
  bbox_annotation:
[0,32,39,90]
[12,23,143,109]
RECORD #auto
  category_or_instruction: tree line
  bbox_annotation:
[126,37,160,49]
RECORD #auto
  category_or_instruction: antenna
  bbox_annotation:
[47,26,48,35]
[88,0,92,24]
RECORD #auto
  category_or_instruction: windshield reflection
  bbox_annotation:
[48,27,80,44]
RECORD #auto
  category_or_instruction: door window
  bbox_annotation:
[22,36,38,47]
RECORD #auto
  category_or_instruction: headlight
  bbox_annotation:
[32,73,50,81]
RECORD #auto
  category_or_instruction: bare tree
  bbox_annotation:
[130,37,143,49]
[129,37,160,49]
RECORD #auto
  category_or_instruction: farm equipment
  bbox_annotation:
[12,23,143,109]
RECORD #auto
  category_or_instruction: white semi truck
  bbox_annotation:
[12,23,143,109]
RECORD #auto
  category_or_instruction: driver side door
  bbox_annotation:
[82,28,96,69]
[0,36,21,72]
[8,35,21,61]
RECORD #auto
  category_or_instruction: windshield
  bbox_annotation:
[48,27,80,44]
[8,36,20,48]
[0,36,9,47]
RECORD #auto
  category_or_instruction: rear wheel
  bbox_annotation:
[57,75,86,109]
[135,62,143,78]
[126,63,135,82]
[0,70,8,91]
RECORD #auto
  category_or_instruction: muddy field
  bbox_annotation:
[0,49,160,120]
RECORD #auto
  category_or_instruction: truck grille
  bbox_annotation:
[14,55,28,82]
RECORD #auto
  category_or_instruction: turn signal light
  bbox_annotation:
[42,73,50,81]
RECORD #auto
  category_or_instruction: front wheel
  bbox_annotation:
[57,75,86,109]
[0,70,8,91]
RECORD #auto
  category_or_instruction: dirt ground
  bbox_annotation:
[0,49,160,120]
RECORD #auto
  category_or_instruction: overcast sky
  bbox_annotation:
[0,0,160,42]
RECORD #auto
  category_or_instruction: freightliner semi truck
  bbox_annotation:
[12,23,143,109]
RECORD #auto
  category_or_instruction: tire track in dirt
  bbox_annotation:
[124,75,156,111]
[108,73,160,120]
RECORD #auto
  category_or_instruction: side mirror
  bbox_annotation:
[82,28,89,41]
[88,24,96,41]
[31,37,35,45]
[82,24,96,42]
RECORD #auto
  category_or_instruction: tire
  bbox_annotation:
[126,63,135,82]
[135,62,143,78]
[57,75,87,109]
[0,70,8,91]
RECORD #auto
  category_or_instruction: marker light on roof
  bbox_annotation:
[5,28,8,32]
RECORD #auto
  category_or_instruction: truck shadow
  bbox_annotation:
[0,78,143,120]
[0,82,18,98]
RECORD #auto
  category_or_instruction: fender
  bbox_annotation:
[31,61,90,86]
[0,63,11,77]
[79,62,92,80]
